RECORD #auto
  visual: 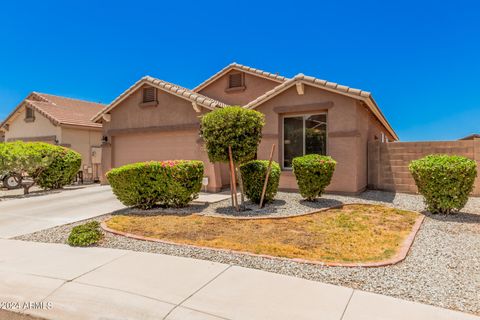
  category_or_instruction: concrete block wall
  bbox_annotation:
[368,139,480,196]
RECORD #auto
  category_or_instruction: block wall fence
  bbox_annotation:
[368,139,480,196]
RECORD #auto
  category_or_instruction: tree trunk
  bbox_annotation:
[235,165,245,210]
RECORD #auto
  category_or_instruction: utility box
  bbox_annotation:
[91,147,102,164]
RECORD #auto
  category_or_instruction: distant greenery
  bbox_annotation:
[107,160,204,209]
[293,154,337,201]
[240,160,281,204]
[68,221,102,247]
[409,154,477,214]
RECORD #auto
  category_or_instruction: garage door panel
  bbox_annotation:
[112,132,201,167]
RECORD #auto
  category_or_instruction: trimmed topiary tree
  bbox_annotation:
[106,160,204,209]
[409,154,477,214]
[200,106,265,208]
[292,154,336,201]
[36,147,81,189]
[240,160,281,204]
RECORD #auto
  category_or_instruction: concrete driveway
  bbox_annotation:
[0,185,124,238]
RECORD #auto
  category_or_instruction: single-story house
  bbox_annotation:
[0,92,105,181]
[93,63,398,193]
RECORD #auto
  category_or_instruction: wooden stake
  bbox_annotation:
[259,144,276,208]
[228,146,239,211]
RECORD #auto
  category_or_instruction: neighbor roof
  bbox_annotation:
[193,62,289,92]
[1,92,105,130]
[459,134,480,140]
[244,73,399,141]
[92,76,228,123]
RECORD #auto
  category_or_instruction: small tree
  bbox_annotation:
[200,106,265,209]
[0,142,78,194]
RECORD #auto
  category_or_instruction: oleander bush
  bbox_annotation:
[106,160,204,209]
[36,147,81,189]
[240,160,281,204]
[68,221,102,247]
[292,154,337,201]
[409,154,477,214]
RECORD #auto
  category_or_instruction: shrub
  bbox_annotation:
[409,154,477,214]
[200,106,265,164]
[68,221,102,247]
[106,160,204,209]
[37,147,81,189]
[292,154,336,201]
[240,160,281,204]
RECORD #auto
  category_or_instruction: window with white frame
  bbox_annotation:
[283,113,327,168]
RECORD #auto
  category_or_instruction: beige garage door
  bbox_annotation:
[112,131,202,167]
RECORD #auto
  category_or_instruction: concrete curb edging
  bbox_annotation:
[100,204,425,268]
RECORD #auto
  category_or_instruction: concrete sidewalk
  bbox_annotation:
[0,240,477,320]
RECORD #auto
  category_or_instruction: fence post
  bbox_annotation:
[473,138,480,196]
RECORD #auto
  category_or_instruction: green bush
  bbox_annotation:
[200,106,265,164]
[106,160,204,209]
[292,154,336,201]
[37,147,81,189]
[68,221,102,247]
[409,154,477,214]
[240,160,281,204]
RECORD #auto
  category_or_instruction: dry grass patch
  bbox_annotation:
[105,204,420,263]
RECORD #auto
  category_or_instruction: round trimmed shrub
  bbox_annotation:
[240,160,280,204]
[36,147,81,189]
[106,160,204,209]
[409,154,477,214]
[292,154,336,201]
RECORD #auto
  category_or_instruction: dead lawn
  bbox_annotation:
[105,204,420,263]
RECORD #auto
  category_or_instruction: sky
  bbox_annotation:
[0,0,478,141]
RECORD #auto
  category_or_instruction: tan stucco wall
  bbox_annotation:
[61,127,102,181]
[101,85,223,192]
[198,70,281,106]
[255,84,371,193]
[4,108,60,141]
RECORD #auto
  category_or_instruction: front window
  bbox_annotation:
[283,114,327,168]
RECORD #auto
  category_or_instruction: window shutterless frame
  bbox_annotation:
[281,112,328,170]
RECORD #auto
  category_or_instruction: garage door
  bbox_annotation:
[112,131,202,167]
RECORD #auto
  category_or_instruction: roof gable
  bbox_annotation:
[92,76,228,123]
[1,92,105,131]
[244,74,398,141]
[193,62,288,93]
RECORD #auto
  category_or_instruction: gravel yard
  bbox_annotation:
[15,190,480,315]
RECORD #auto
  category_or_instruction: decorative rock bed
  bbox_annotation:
[15,190,480,315]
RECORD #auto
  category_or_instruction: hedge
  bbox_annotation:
[106,160,204,209]
[240,160,281,204]
[292,154,336,201]
[36,147,81,189]
[409,154,477,214]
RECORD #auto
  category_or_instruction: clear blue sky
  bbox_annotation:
[0,0,478,141]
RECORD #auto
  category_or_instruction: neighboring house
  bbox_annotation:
[93,63,398,193]
[0,92,105,181]
[459,134,480,140]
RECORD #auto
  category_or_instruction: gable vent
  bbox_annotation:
[142,87,156,103]
[228,73,244,88]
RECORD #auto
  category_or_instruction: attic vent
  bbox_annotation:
[228,73,244,88]
[142,87,156,103]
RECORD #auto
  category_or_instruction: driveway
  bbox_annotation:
[0,239,477,320]
[0,185,124,238]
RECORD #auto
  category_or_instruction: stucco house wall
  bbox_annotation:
[4,108,61,142]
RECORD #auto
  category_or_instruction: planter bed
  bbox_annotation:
[15,190,480,316]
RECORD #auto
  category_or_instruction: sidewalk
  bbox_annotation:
[0,239,477,320]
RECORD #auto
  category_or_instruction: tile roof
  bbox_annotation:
[92,76,228,122]
[193,62,288,92]
[1,92,105,130]
[244,73,398,140]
